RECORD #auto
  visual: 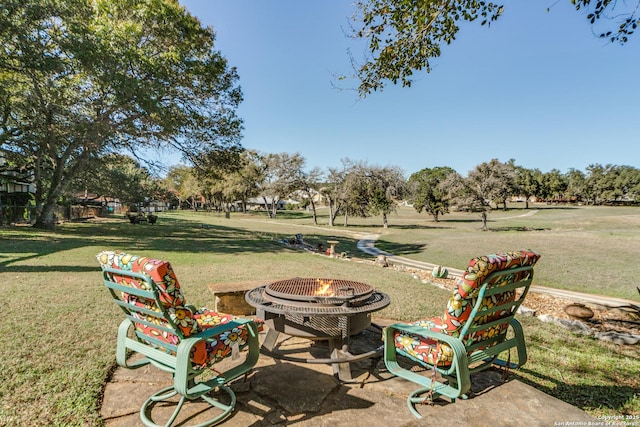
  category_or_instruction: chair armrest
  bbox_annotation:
[190,318,255,340]
[175,318,258,365]
[174,319,260,397]
[385,323,469,359]
[384,323,469,377]
[383,322,472,399]
[116,318,151,369]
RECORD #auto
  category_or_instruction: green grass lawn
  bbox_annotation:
[355,204,640,300]
[0,205,638,425]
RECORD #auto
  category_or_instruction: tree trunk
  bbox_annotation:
[481,211,488,231]
[343,212,348,227]
[33,196,58,230]
[310,199,318,225]
[262,196,272,218]
[330,200,341,226]
[33,161,67,229]
[327,198,335,226]
[382,212,388,229]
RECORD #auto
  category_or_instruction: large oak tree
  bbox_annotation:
[0,0,243,228]
[441,158,514,230]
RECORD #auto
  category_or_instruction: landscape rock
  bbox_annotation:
[564,303,594,320]
[374,255,388,267]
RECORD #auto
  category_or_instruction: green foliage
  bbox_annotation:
[514,165,542,208]
[565,168,587,202]
[321,159,354,226]
[571,0,640,43]
[259,152,307,218]
[71,153,156,205]
[349,0,639,96]
[441,159,514,229]
[233,152,264,208]
[350,0,503,96]
[325,160,406,227]
[165,165,202,209]
[585,163,640,204]
[540,169,569,202]
[407,166,455,221]
[0,0,243,228]
[365,165,406,218]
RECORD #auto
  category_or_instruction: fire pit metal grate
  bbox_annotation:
[246,286,390,316]
[265,277,373,304]
[245,277,391,381]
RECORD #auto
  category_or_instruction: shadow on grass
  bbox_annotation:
[488,226,550,232]
[329,223,456,231]
[437,218,485,224]
[233,210,314,220]
[534,205,581,210]
[372,239,427,256]
[389,224,455,230]
[484,205,580,211]
[0,217,366,273]
[328,222,459,231]
[0,264,98,273]
[513,367,639,413]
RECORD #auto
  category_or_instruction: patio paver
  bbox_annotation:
[101,321,597,426]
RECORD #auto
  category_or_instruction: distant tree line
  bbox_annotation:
[43,152,638,231]
[408,160,640,230]
[4,129,639,229]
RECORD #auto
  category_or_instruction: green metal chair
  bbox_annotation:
[97,251,260,427]
[384,250,540,419]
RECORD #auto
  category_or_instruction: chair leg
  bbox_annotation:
[140,384,236,427]
[200,385,236,414]
[406,386,456,419]
[407,387,430,419]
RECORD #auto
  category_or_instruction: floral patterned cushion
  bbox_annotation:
[393,250,540,367]
[97,251,260,369]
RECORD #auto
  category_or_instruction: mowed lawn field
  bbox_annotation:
[0,204,638,426]
[373,204,640,300]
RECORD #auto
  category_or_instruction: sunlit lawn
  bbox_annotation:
[0,204,638,425]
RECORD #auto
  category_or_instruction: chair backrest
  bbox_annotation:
[97,251,198,354]
[441,250,540,354]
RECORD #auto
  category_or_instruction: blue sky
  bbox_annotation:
[176,1,639,177]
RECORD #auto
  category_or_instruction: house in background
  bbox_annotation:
[290,188,325,206]
[0,151,36,224]
[0,155,35,195]
[244,197,287,211]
